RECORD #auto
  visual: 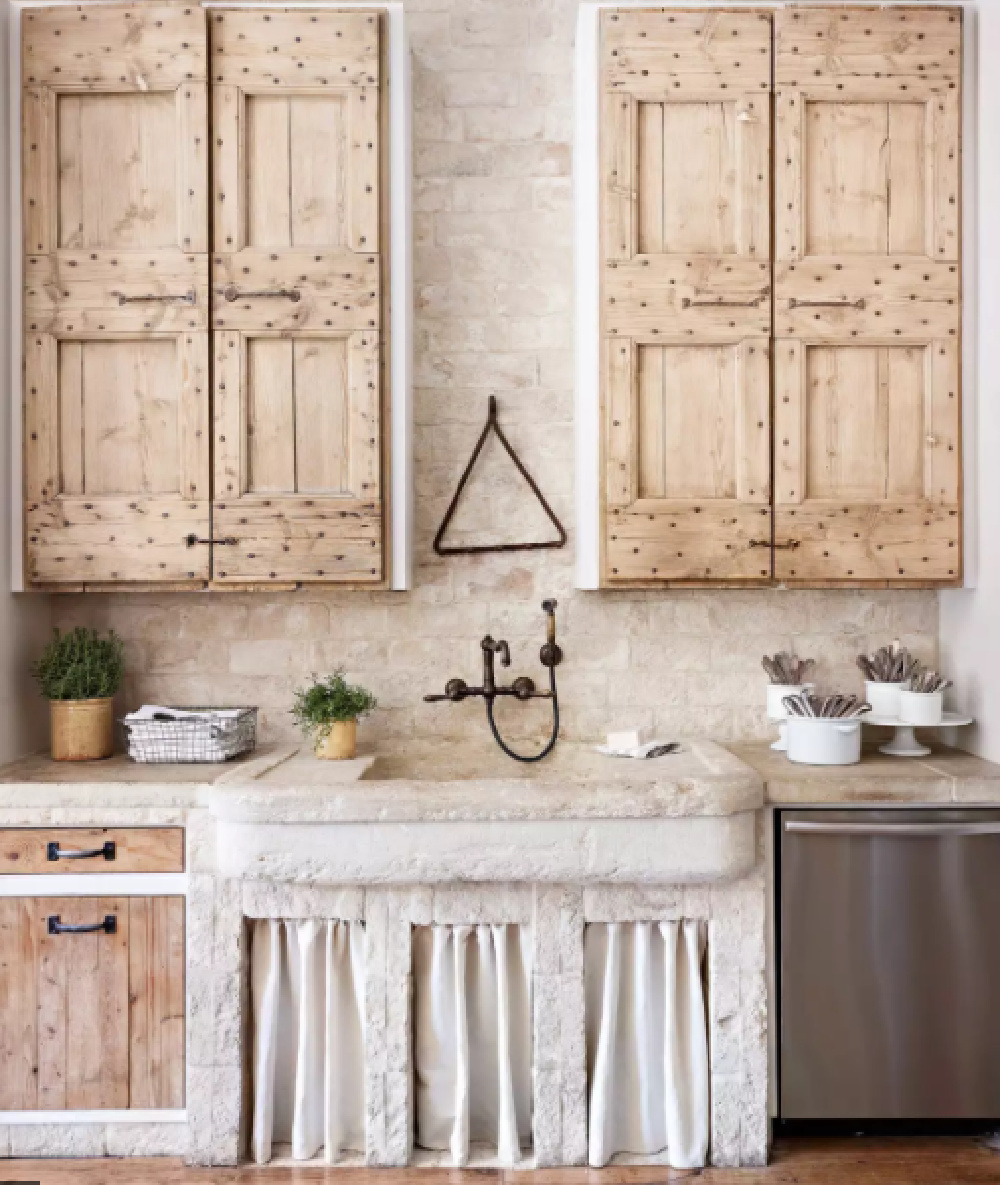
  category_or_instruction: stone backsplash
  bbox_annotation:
[50,0,939,748]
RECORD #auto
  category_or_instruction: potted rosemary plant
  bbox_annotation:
[292,670,377,760]
[33,628,125,761]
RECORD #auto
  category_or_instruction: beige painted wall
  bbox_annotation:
[50,0,939,750]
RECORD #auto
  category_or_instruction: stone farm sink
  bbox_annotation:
[208,740,763,885]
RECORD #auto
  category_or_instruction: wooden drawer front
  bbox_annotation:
[0,828,184,874]
[0,896,185,1110]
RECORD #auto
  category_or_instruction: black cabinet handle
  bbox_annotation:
[47,914,117,935]
[47,840,116,862]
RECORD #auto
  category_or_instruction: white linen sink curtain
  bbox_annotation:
[413,924,533,1166]
[585,920,709,1168]
[251,919,366,1164]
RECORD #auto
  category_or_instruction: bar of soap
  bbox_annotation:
[606,727,648,751]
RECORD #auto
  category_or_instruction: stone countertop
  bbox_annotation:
[0,746,276,809]
[209,739,764,823]
[730,740,1000,805]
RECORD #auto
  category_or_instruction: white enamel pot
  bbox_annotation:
[786,716,863,766]
[865,680,906,718]
[898,689,943,726]
[766,683,813,752]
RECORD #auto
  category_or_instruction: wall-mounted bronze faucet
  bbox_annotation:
[424,600,562,762]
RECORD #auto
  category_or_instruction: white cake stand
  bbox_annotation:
[863,711,974,757]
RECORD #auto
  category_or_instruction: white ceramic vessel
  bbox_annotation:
[786,716,863,766]
[898,689,944,726]
[766,682,812,751]
[865,680,905,718]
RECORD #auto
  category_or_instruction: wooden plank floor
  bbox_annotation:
[3,1139,1000,1185]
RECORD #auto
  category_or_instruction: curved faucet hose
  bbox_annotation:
[485,663,559,763]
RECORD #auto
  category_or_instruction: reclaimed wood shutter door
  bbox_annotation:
[601,9,772,585]
[211,8,382,584]
[0,896,184,1110]
[774,6,962,584]
[22,3,210,587]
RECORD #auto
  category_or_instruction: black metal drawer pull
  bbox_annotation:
[222,284,301,303]
[186,533,238,547]
[787,297,866,311]
[47,840,116,862]
[117,290,196,306]
[48,914,117,935]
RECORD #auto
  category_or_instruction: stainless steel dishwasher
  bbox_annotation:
[779,808,1000,1121]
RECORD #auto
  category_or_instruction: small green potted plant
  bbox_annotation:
[292,670,377,760]
[33,628,125,761]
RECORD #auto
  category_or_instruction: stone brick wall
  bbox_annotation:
[51,0,939,749]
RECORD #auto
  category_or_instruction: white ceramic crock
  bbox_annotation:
[898,689,943,726]
[766,683,813,751]
[786,716,863,766]
[865,680,905,718]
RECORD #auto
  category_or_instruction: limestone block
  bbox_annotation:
[0,1126,8,1157]
[532,884,562,976]
[384,918,414,984]
[366,975,389,1075]
[582,884,682,922]
[531,1066,562,1167]
[9,1124,106,1158]
[213,970,245,1066]
[212,879,244,972]
[557,888,584,978]
[186,875,216,970]
[432,882,532,923]
[385,976,412,1070]
[710,1012,742,1076]
[365,1068,387,1166]
[185,1064,215,1165]
[186,965,216,1067]
[709,1072,742,1168]
[186,809,215,873]
[561,1066,589,1166]
[105,1123,190,1158]
[384,1070,412,1167]
[210,1063,244,1166]
[560,974,586,1071]
[532,974,562,1071]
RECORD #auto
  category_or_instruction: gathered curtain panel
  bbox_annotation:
[585,919,709,1169]
[413,923,533,1166]
[251,919,366,1165]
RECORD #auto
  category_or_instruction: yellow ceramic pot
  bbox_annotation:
[315,719,357,760]
[50,697,115,761]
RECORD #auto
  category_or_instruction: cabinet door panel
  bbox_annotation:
[774,6,961,583]
[22,4,210,587]
[0,896,184,1111]
[601,9,772,585]
[211,8,383,584]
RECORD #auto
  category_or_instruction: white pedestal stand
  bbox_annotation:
[863,711,974,757]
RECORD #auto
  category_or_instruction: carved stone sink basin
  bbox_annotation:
[209,740,763,885]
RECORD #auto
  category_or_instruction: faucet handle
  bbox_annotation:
[539,598,562,668]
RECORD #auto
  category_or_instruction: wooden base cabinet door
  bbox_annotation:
[600,9,773,585]
[210,9,384,586]
[773,6,962,585]
[21,5,211,590]
[0,897,184,1111]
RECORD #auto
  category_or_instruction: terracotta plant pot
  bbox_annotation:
[50,697,115,761]
[315,719,357,760]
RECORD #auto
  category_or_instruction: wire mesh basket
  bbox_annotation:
[122,707,257,763]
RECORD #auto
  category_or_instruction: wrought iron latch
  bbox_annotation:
[185,533,238,547]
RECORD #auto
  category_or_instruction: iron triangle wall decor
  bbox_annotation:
[433,396,567,556]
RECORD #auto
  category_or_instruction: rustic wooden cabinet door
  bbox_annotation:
[601,9,773,584]
[0,896,184,1110]
[211,8,383,584]
[22,4,211,588]
[773,6,962,584]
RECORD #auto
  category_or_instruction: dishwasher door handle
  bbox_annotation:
[784,820,1000,837]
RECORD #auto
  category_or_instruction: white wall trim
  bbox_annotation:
[0,872,187,896]
[0,1109,187,1123]
[574,0,978,591]
[7,0,413,591]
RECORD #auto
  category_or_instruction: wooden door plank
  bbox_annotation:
[348,331,381,501]
[247,338,296,492]
[247,96,292,249]
[348,88,379,252]
[736,339,771,505]
[23,86,56,257]
[177,83,209,255]
[290,95,347,248]
[0,899,38,1109]
[295,338,349,494]
[129,897,185,1109]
